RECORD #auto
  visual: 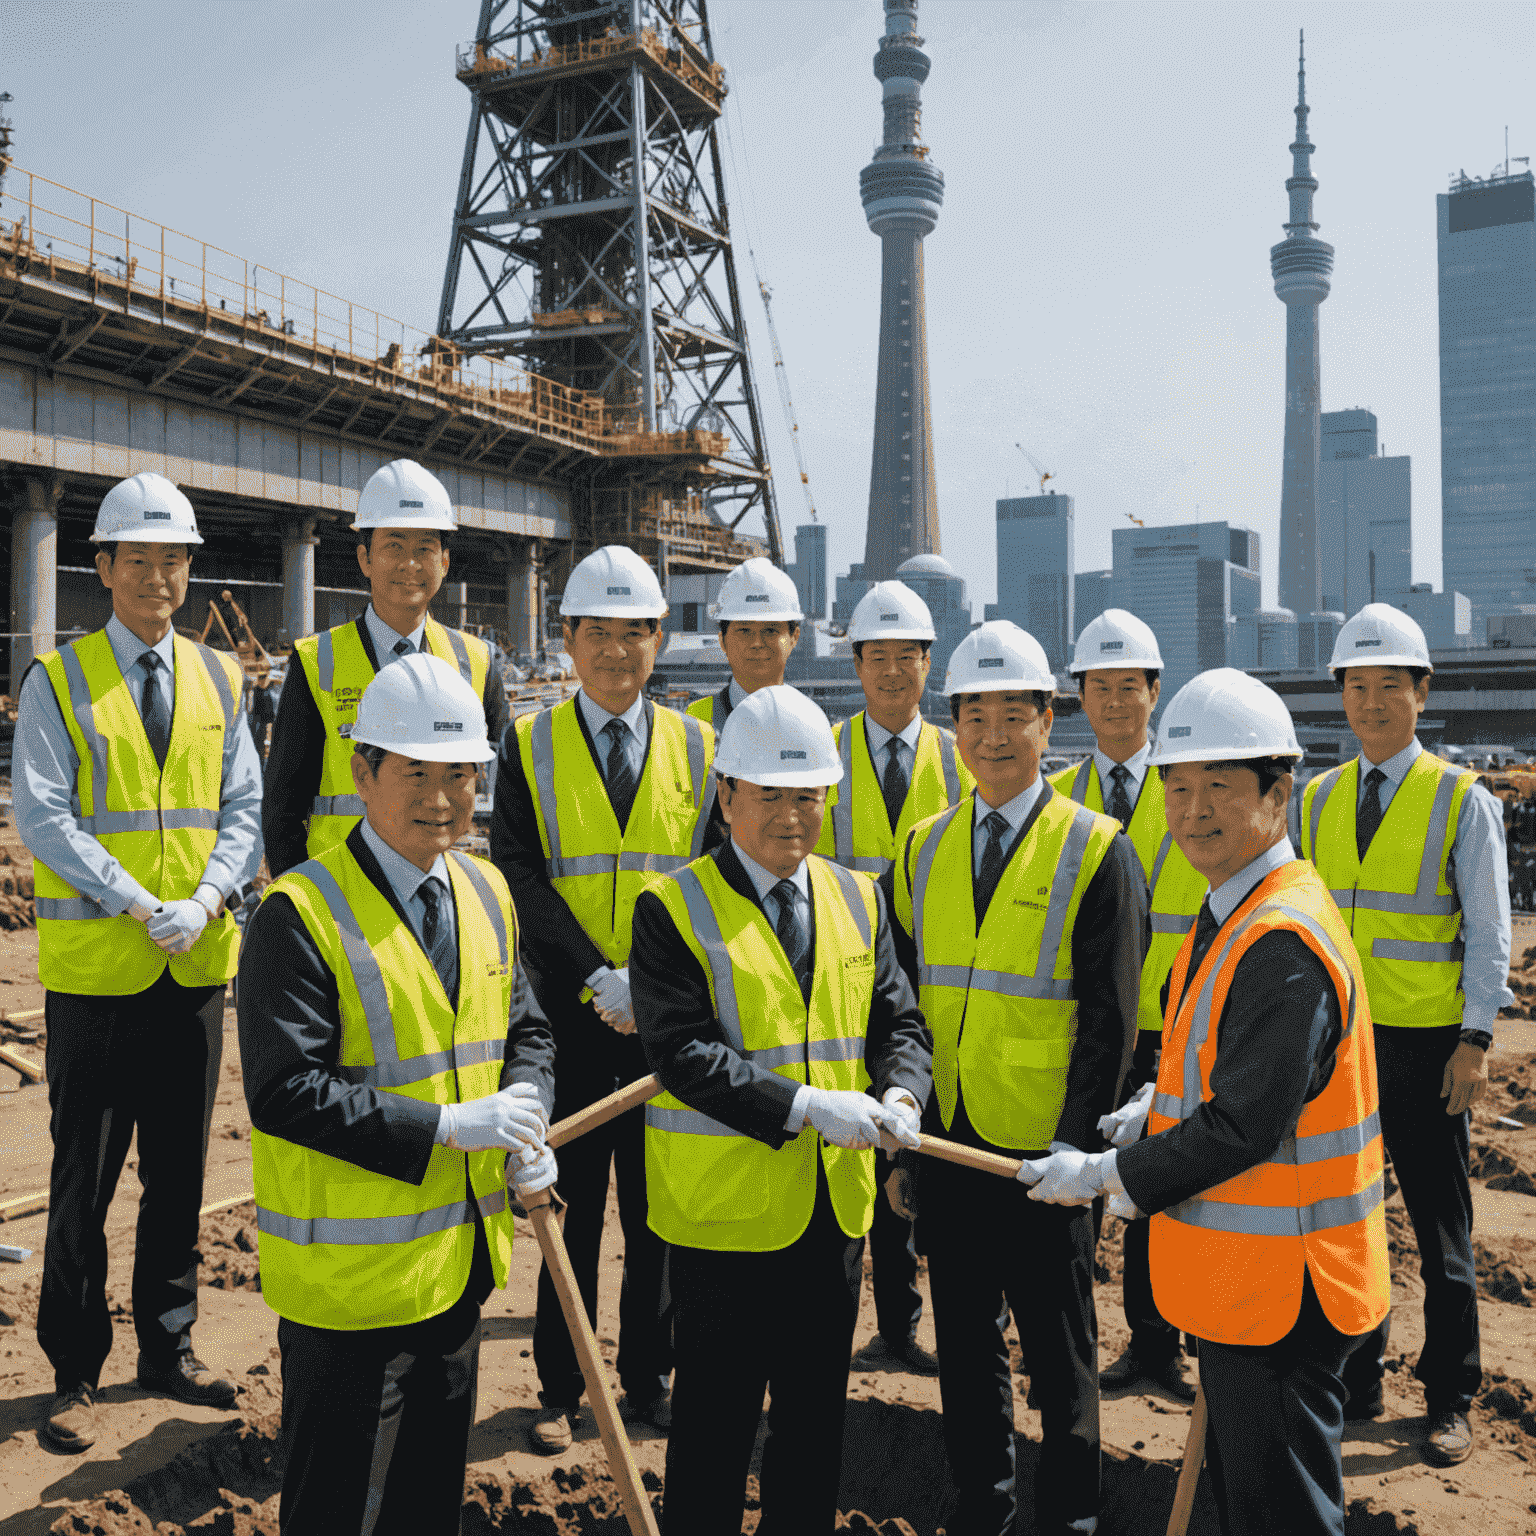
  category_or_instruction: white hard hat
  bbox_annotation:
[944,621,1055,696]
[353,459,456,532]
[559,544,668,619]
[1328,603,1432,676]
[1071,608,1164,674]
[350,652,496,763]
[1152,668,1303,765]
[714,685,843,787]
[91,473,203,545]
[710,557,803,623]
[848,581,936,643]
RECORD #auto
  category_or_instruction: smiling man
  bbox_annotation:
[262,457,507,877]
[14,473,262,1451]
[885,620,1146,1536]
[687,556,804,730]
[1301,605,1512,1468]
[238,654,555,1534]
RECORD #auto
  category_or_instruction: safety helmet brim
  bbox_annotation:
[90,528,204,545]
[348,734,497,765]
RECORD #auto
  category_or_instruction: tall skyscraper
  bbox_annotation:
[859,0,945,581]
[985,492,1074,670]
[786,522,828,621]
[1438,167,1536,623]
[1273,34,1334,618]
[1075,570,1114,639]
[1318,409,1412,615]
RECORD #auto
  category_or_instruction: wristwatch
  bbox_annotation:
[1459,1028,1493,1052]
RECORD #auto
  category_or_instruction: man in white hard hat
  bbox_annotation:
[491,543,718,1451]
[14,472,263,1451]
[630,686,931,1534]
[886,621,1147,1536]
[687,555,803,730]
[1304,604,1511,1466]
[818,579,973,1375]
[238,653,556,1534]
[263,457,508,877]
[1024,669,1390,1536]
[1050,609,1203,1402]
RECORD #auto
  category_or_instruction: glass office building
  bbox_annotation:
[1318,409,1411,615]
[989,492,1074,670]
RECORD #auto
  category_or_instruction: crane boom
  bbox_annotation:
[756,271,818,524]
[1014,442,1055,496]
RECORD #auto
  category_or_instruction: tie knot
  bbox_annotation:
[1366,767,1387,787]
[772,878,798,910]
[1111,763,1130,784]
[604,718,628,744]
[139,649,163,674]
[984,811,1009,841]
[392,637,415,657]
[420,875,446,906]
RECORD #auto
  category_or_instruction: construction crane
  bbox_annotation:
[1015,443,1055,496]
[756,269,819,526]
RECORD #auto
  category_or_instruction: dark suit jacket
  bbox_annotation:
[630,839,932,1148]
[263,616,509,878]
[237,823,555,1187]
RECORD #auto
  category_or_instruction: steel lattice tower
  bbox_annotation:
[437,0,781,568]
[1273,32,1333,619]
[859,0,944,582]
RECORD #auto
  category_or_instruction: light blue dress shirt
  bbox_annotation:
[363,604,427,664]
[864,712,923,782]
[359,818,455,956]
[1092,741,1152,815]
[972,774,1044,877]
[1354,739,1513,1034]
[14,614,264,916]
[1208,838,1297,925]
[577,688,648,782]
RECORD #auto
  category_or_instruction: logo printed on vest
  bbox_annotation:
[434,721,463,732]
[143,509,172,521]
[977,657,1005,669]
[1168,725,1192,737]
[843,951,874,970]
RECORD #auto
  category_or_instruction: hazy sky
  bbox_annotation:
[5,1,1532,612]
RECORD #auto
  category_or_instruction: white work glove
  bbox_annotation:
[1016,1144,1114,1205]
[146,897,210,955]
[880,1087,923,1152]
[802,1087,891,1150]
[510,1139,559,1195]
[438,1084,549,1153]
[1097,1081,1155,1150]
[589,967,634,1034]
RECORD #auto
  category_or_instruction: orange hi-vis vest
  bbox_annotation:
[1146,859,1390,1346]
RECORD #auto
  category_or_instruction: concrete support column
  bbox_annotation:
[279,516,318,646]
[9,476,62,689]
[506,538,541,660]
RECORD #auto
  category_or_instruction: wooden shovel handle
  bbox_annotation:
[547,1073,663,1149]
[1165,1382,1207,1536]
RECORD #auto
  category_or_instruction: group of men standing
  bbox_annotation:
[18,457,1509,1536]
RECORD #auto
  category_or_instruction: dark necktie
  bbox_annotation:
[1107,763,1135,831]
[139,650,171,769]
[770,878,811,1000]
[1174,897,1223,1017]
[603,718,638,829]
[881,739,910,831]
[391,637,415,661]
[417,875,459,1002]
[975,810,1012,921]
[1357,767,1387,861]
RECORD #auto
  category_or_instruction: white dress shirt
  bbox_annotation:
[359,818,454,956]
[1208,837,1297,926]
[577,688,648,781]
[972,774,1044,877]
[363,604,427,662]
[1093,741,1152,815]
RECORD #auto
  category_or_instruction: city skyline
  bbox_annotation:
[4,3,1531,618]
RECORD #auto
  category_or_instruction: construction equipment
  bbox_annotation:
[1015,443,1056,496]
[197,589,276,678]
[756,269,820,527]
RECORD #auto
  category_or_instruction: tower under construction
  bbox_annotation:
[859,0,944,582]
[437,0,781,587]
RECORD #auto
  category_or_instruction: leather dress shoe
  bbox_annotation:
[530,1402,576,1453]
[136,1351,236,1409]
[1424,1408,1473,1466]
[1099,1347,1196,1403]
[41,1384,97,1452]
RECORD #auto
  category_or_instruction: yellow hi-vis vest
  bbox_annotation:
[643,854,880,1251]
[1301,751,1476,1027]
[1050,757,1207,1032]
[34,630,243,995]
[516,697,715,966]
[816,713,974,877]
[294,617,492,859]
[251,841,518,1329]
[894,790,1120,1149]
[686,684,733,730]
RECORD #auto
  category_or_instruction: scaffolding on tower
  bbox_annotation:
[436,0,782,590]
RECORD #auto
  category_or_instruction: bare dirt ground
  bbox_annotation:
[3,920,1536,1534]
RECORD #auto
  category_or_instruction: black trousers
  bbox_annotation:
[920,1151,1100,1535]
[1117,1029,1182,1363]
[663,1172,864,1535]
[533,1029,670,1407]
[1200,1270,1365,1536]
[276,1240,492,1536]
[37,969,224,1392]
[869,1183,922,1343]
[1341,1024,1481,1415]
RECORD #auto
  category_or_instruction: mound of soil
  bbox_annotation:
[200,1203,262,1292]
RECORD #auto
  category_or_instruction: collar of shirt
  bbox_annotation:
[577,687,649,751]
[105,613,175,685]
[364,604,427,661]
[360,818,451,920]
[728,678,749,710]
[1359,737,1423,797]
[1093,740,1152,796]
[731,839,810,910]
[1208,837,1297,926]
[864,712,923,762]
[972,774,1043,841]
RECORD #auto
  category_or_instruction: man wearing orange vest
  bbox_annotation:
[1021,670,1390,1536]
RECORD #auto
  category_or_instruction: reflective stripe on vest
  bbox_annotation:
[300,618,489,856]
[643,854,879,1250]
[35,631,242,994]
[520,699,715,965]
[824,714,969,877]
[251,842,518,1328]
[1302,753,1472,1024]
